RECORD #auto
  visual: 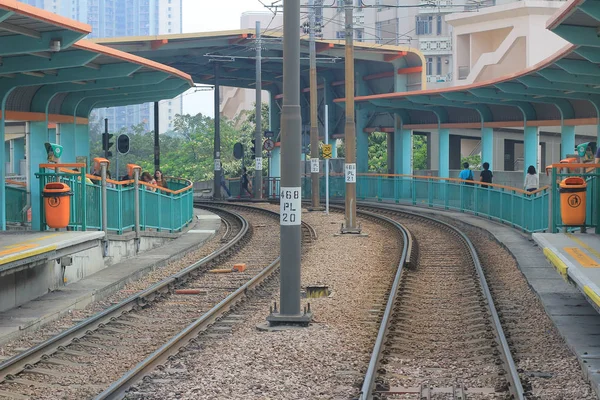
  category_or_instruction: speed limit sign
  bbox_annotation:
[263,139,275,152]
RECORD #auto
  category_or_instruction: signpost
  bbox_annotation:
[263,139,275,152]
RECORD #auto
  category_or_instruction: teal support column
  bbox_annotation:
[13,138,24,175]
[59,124,76,163]
[439,128,450,178]
[481,127,494,170]
[271,147,281,178]
[75,124,90,166]
[29,121,49,231]
[561,125,575,159]
[4,140,9,170]
[0,117,5,229]
[524,126,539,175]
[394,127,413,175]
[357,109,369,173]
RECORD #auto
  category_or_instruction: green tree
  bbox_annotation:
[235,102,270,177]
[461,154,482,170]
[368,131,387,173]
[413,135,428,171]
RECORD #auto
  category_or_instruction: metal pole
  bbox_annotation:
[325,105,330,215]
[154,102,160,172]
[104,118,108,160]
[343,0,359,233]
[213,63,222,200]
[254,21,263,199]
[309,0,321,210]
[101,162,108,236]
[134,168,140,240]
[268,0,310,325]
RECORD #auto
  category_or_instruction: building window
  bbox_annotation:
[436,57,442,75]
[426,57,433,76]
[416,16,433,35]
[437,15,442,35]
[336,30,345,39]
[355,28,364,42]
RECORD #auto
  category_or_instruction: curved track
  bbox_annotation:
[340,205,524,400]
[0,204,313,400]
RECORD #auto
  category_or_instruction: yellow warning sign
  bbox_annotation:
[322,144,333,159]
[564,247,600,268]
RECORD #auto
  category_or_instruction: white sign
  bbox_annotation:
[310,158,320,173]
[280,187,301,225]
[345,163,356,183]
[255,157,263,171]
[214,159,221,171]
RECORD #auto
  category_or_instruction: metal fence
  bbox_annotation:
[5,185,26,224]
[36,164,194,234]
[227,173,551,233]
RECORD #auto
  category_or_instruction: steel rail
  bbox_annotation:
[354,203,525,400]
[0,207,249,384]
[95,203,316,399]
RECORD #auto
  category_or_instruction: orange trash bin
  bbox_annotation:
[559,177,587,226]
[42,182,72,229]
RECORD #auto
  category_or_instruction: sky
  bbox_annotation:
[180,0,267,117]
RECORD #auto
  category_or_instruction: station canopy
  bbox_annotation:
[332,0,600,133]
[0,0,193,125]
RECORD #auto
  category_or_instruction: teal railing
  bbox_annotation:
[5,184,26,224]
[36,164,194,234]
[230,173,551,233]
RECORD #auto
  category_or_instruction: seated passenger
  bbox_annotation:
[154,169,168,189]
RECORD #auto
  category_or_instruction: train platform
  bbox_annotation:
[359,202,600,394]
[532,233,600,312]
[0,209,221,345]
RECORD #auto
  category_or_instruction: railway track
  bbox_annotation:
[0,204,314,400]
[338,205,524,400]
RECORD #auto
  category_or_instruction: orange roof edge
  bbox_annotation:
[73,40,193,85]
[0,0,91,34]
[336,43,577,103]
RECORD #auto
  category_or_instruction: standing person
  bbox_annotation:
[154,170,168,189]
[524,165,539,193]
[459,162,474,209]
[480,162,493,189]
[220,171,231,198]
[141,171,157,192]
[239,167,252,198]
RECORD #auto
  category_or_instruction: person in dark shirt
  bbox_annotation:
[596,146,600,164]
[480,162,493,188]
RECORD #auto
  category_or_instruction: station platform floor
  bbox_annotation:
[532,233,600,312]
[0,231,104,275]
[0,209,221,345]
[359,201,600,395]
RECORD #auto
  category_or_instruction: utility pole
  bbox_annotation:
[308,0,322,210]
[213,63,222,200]
[154,102,160,172]
[342,0,360,233]
[254,21,263,200]
[266,0,312,328]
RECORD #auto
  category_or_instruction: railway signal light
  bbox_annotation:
[251,139,256,160]
[102,133,114,158]
[117,134,130,155]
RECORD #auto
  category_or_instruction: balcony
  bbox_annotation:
[419,0,467,14]
[419,37,452,55]
[426,74,451,83]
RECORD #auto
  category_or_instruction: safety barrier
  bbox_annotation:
[36,164,194,234]
[549,163,600,234]
[227,173,550,233]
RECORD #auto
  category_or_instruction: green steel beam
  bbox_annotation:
[0,50,99,75]
[579,1,600,21]
[408,95,493,122]
[371,99,449,123]
[0,30,85,56]
[500,80,600,101]
[537,68,600,85]
[33,71,170,113]
[575,47,600,63]
[83,87,188,117]
[517,75,600,94]
[479,85,576,119]
[441,91,537,120]
[63,79,187,116]
[0,10,15,23]
[554,59,600,75]
[552,26,598,48]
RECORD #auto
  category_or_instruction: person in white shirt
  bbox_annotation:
[524,165,539,193]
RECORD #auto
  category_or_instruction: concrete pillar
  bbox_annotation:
[4,140,9,172]
[394,127,413,175]
[481,127,494,169]
[12,138,24,175]
[429,131,439,171]
[29,121,49,230]
[524,125,539,175]
[271,146,281,178]
[449,135,461,170]
[439,128,450,178]
[47,128,57,146]
[59,124,76,163]
[560,125,575,159]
